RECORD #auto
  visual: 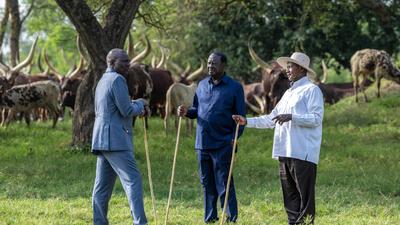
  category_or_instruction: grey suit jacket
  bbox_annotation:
[91,68,144,152]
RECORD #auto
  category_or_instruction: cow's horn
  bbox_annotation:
[44,48,63,80]
[156,47,166,69]
[69,56,84,79]
[248,38,272,74]
[186,60,205,81]
[183,63,191,76]
[131,35,151,63]
[321,59,328,83]
[126,32,135,59]
[12,36,38,72]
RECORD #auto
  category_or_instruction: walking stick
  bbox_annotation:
[142,117,157,224]
[164,116,183,225]
[220,122,240,225]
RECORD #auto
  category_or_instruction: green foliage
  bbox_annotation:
[3,0,399,83]
[1,85,400,224]
[131,0,400,82]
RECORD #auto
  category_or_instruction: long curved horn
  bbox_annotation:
[248,38,272,74]
[44,48,63,80]
[131,35,151,63]
[186,60,205,81]
[69,56,84,79]
[0,60,10,74]
[253,95,266,114]
[12,36,38,72]
[151,56,157,68]
[156,47,166,69]
[321,59,328,83]
[246,98,262,115]
[183,63,191,76]
[126,32,135,59]
[37,49,44,72]
[168,61,184,75]
[65,64,77,77]
[76,35,87,60]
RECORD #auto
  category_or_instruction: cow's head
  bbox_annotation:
[376,50,400,83]
[0,37,38,83]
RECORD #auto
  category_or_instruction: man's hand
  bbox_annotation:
[135,98,149,106]
[177,105,187,117]
[232,115,246,125]
[140,105,151,117]
[272,114,292,125]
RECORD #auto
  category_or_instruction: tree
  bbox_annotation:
[0,0,10,62]
[6,0,34,66]
[53,0,142,147]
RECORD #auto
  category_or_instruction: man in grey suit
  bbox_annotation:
[91,48,148,225]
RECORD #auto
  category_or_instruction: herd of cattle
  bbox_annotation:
[0,35,399,130]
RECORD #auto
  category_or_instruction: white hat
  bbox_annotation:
[276,52,316,77]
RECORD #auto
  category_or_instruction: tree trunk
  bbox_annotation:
[54,0,141,147]
[7,0,21,67]
[0,0,10,63]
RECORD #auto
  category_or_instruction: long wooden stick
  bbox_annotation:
[142,117,157,225]
[220,123,240,225]
[164,116,182,225]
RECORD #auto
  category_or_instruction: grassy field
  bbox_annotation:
[1,82,400,225]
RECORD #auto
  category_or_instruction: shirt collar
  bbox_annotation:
[291,75,308,89]
[208,73,229,85]
[106,67,115,73]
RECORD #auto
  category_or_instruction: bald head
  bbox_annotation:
[107,48,130,76]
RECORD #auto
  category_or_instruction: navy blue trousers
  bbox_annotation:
[196,146,238,223]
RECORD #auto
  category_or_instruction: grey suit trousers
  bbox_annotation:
[92,150,147,225]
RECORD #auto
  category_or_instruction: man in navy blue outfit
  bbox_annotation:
[178,52,246,223]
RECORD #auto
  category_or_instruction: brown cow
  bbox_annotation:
[149,68,174,118]
[243,82,265,114]
[248,41,289,113]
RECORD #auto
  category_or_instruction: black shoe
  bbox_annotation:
[205,218,219,223]
[226,217,237,223]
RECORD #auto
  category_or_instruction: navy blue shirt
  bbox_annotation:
[187,74,246,150]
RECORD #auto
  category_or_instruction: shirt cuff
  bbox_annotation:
[291,113,300,124]
[246,118,256,128]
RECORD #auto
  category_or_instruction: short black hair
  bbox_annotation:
[210,51,227,65]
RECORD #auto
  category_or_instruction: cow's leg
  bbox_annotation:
[48,105,60,129]
[376,77,381,98]
[0,108,3,125]
[1,109,8,126]
[360,74,368,102]
[174,115,179,131]
[4,109,16,127]
[24,111,31,127]
[59,105,65,121]
[163,116,168,135]
[354,73,359,102]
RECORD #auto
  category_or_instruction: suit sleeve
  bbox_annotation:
[111,76,144,117]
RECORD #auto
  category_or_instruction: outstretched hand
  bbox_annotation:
[272,114,292,125]
[140,105,151,117]
[232,115,246,125]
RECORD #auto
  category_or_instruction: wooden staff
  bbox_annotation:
[142,117,157,224]
[164,116,182,225]
[220,122,240,225]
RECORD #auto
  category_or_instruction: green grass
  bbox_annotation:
[1,82,400,224]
